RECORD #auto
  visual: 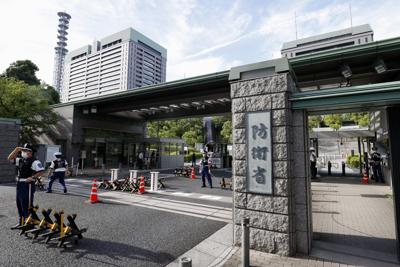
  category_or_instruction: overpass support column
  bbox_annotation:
[231,69,311,256]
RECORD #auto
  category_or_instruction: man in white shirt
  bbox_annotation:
[7,143,45,229]
[46,152,68,193]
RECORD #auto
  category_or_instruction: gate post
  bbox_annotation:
[229,59,311,256]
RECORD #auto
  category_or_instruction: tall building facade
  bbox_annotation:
[281,24,373,58]
[52,12,71,93]
[61,28,167,103]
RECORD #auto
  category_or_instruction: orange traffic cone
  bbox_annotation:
[89,179,99,203]
[191,167,196,180]
[362,171,369,184]
[138,176,145,194]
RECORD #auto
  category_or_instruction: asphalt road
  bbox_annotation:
[0,183,226,267]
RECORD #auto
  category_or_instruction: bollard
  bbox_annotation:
[179,257,192,267]
[154,172,159,191]
[149,172,160,192]
[129,170,138,184]
[150,172,155,191]
[242,217,250,267]
[110,169,119,182]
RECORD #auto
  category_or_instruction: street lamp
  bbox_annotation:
[340,64,352,79]
[91,105,97,113]
[374,58,387,74]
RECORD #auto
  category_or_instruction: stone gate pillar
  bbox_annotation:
[229,59,312,256]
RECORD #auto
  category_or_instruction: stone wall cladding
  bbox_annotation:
[231,74,311,256]
[0,119,20,183]
[231,73,296,257]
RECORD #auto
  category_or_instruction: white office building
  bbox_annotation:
[281,24,373,58]
[61,28,167,103]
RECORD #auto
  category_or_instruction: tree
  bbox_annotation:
[323,114,343,130]
[146,116,233,146]
[308,115,323,129]
[220,119,232,143]
[3,60,40,85]
[41,83,60,105]
[0,78,58,144]
[349,112,369,127]
[147,119,203,141]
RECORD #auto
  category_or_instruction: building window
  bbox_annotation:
[358,39,360,44]
[365,37,368,43]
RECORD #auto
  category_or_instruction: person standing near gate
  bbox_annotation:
[7,144,45,229]
[200,153,212,188]
[371,147,384,183]
[46,152,68,193]
[191,153,196,167]
[310,147,317,179]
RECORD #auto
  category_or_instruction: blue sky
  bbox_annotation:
[1,0,399,84]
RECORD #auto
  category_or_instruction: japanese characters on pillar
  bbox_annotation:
[246,111,272,194]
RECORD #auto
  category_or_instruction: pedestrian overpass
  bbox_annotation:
[46,36,400,262]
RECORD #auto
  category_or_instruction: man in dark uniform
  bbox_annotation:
[7,144,45,229]
[46,152,68,193]
[371,147,384,183]
[200,153,213,188]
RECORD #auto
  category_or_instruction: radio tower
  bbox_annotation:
[52,12,71,93]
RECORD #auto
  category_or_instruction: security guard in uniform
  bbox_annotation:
[200,153,213,188]
[46,152,68,193]
[7,144,45,229]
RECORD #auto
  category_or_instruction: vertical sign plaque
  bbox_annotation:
[246,111,272,194]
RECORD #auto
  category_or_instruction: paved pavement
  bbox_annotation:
[167,224,237,267]
[0,176,231,266]
[223,249,362,267]
[222,176,399,267]
[311,176,398,267]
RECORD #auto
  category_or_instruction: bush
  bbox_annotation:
[346,155,362,169]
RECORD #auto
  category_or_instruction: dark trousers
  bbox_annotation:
[372,164,384,183]
[310,161,317,178]
[16,182,35,221]
[201,166,212,187]
[48,172,67,192]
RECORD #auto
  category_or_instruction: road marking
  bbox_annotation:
[48,182,232,223]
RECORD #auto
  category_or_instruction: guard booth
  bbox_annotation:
[78,136,184,169]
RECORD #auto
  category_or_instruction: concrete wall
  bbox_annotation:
[231,73,311,256]
[0,118,20,183]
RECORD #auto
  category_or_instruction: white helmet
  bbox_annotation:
[54,152,62,157]
[310,147,315,151]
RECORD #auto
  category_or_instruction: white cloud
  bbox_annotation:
[0,0,399,85]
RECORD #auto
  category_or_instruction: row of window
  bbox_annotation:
[71,52,87,61]
[102,39,122,50]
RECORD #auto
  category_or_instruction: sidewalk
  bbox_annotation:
[311,176,398,267]
[222,249,359,267]
[166,175,399,267]
[166,224,237,267]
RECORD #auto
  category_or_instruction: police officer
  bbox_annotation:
[200,153,213,188]
[46,152,68,193]
[7,144,45,229]
[370,147,384,183]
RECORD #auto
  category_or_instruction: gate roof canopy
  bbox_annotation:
[289,36,400,113]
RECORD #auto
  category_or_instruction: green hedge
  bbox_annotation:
[346,155,362,168]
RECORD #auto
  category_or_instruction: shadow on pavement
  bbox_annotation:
[58,237,175,266]
[313,232,398,264]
